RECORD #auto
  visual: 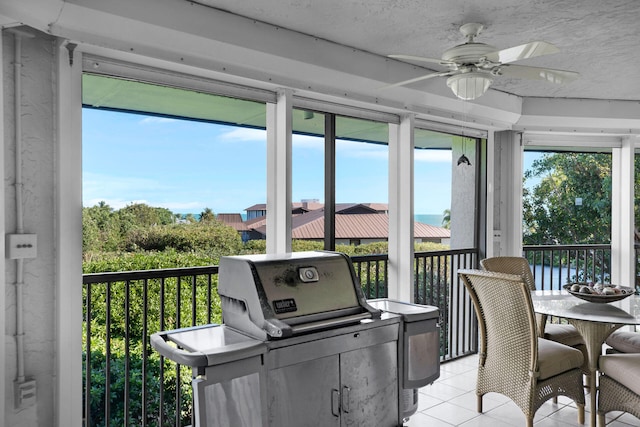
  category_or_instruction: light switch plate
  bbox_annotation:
[6,234,37,259]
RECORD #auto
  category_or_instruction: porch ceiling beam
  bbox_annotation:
[3,0,639,136]
[1,0,522,128]
[522,133,625,150]
[516,98,640,134]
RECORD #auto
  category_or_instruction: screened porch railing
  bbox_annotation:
[83,244,629,426]
[523,244,612,290]
[82,249,478,426]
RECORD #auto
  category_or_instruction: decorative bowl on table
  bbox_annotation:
[563,283,636,303]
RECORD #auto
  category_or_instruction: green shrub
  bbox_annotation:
[125,222,242,256]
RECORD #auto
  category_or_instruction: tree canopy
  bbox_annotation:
[82,201,450,274]
[523,152,612,245]
[83,202,242,258]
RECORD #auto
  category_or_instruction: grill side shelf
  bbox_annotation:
[151,324,266,368]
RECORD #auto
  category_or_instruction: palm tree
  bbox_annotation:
[199,207,215,223]
[442,209,451,229]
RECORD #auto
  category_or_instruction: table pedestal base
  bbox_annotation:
[566,319,623,427]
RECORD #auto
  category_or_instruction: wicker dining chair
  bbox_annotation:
[480,256,586,347]
[458,269,585,427]
[597,353,640,426]
[605,329,640,353]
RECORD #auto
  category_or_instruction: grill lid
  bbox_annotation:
[219,251,380,339]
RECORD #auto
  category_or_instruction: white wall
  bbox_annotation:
[3,29,57,427]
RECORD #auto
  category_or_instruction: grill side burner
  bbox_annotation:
[218,251,380,340]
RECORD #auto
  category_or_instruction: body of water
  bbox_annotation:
[415,214,445,227]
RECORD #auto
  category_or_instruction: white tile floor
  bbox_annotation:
[404,354,639,426]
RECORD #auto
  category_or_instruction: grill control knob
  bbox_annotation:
[298,267,319,283]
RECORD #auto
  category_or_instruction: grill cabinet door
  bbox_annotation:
[267,354,340,427]
[339,340,398,427]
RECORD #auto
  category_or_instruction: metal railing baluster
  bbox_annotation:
[105,281,111,426]
[124,279,130,427]
[141,279,148,426]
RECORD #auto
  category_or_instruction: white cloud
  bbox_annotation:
[219,127,266,142]
[139,116,178,124]
[83,173,163,194]
[292,133,324,149]
[333,140,453,163]
[414,149,452,163]
[219,128,327,149]
[83,172,213,212]
[335,139,388,160]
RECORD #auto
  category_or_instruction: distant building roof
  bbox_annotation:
[413,221,451,239]
[246,202,388,215]
[216,213,249,231]
[244,203,267,211]
[246,202,327,212]
[251,211,449,240]
[364,203,389,213]
[245,215,267,229]
[237,202,448,242]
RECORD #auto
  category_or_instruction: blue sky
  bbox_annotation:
[82,108,454,216]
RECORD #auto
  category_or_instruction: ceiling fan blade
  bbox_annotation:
[498,64,579,84]
[379,71,454,90]
[388,54,456,67]
[485,41,560,64]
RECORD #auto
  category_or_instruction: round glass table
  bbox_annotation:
[531,290,640,427]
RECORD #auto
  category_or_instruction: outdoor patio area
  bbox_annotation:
[407,354,638,427]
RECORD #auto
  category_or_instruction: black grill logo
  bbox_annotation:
[273,298,297,314]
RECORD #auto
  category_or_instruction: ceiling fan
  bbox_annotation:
[385,23,579,100]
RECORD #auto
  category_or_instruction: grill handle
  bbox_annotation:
[341,386,351,413]
[289,312,372,335]
[331,389,340,417]
[150,332,208,368]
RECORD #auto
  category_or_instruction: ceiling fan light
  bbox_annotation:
[447,72,493,100]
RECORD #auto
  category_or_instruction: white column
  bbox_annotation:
[484,131,496,258]
[494,130,523,256]
[511,132,524,256]
[56,40,83,426]
[486,131,524,256]
[388,115,414,302]
[611,137,635,286]
[0,29,6,423]
[266,89,293,254]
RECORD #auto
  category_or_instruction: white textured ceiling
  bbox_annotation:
[192,0,640,101]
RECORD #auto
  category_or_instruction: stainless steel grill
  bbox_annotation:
[151,251,440,427]
[218,251,381,339]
